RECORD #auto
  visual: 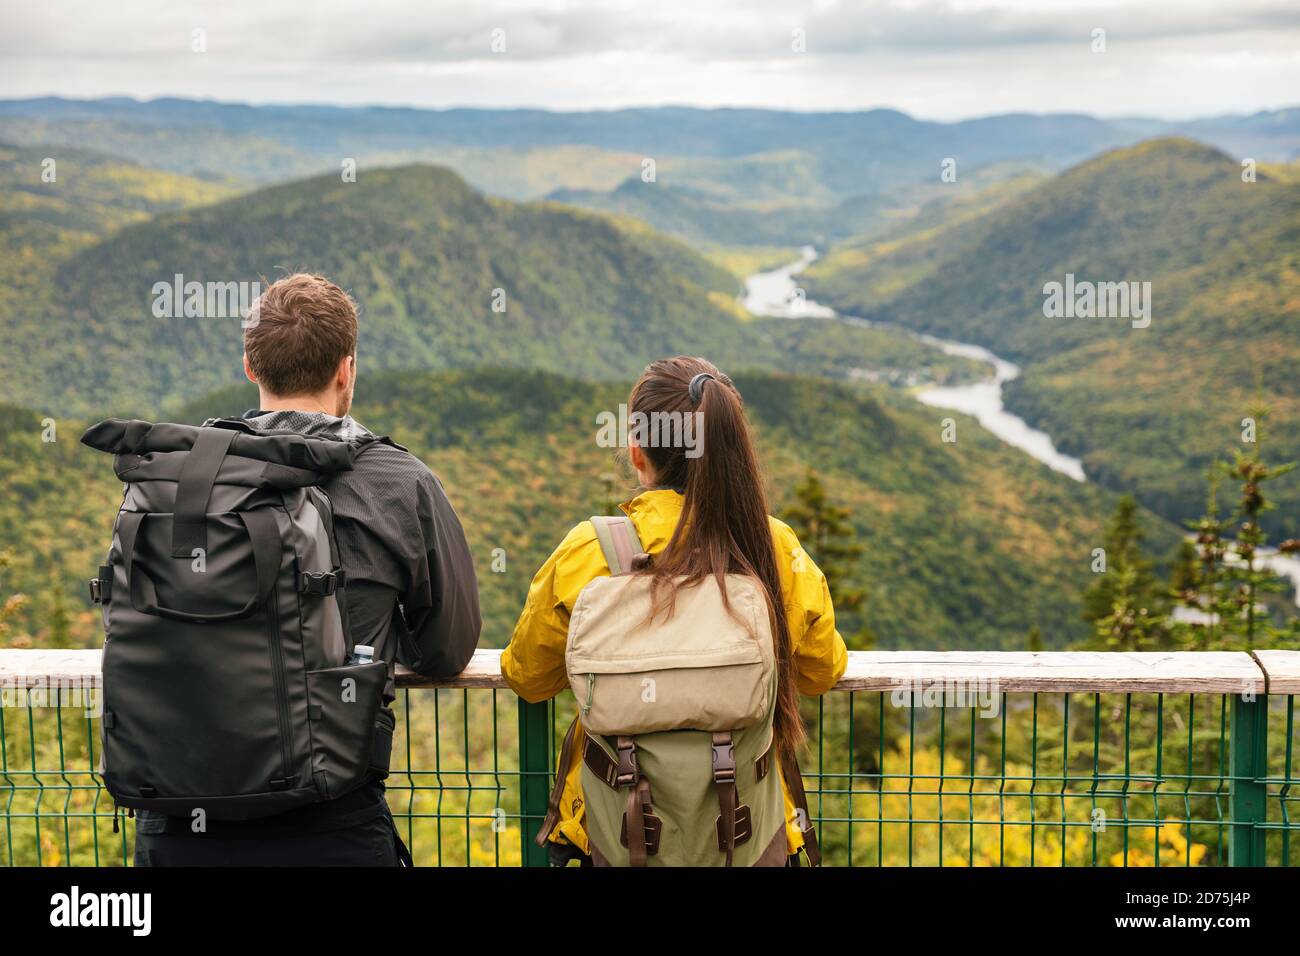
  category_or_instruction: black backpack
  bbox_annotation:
[82,418,394,821]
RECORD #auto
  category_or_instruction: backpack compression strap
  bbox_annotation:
[712,731,738,867]
[589,515,647,576]
[783,750,821,867]
[171,426,237,557]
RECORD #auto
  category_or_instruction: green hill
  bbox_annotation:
[548,177,911,248]
[806,138,1300,535]
[3,163,755,415]
[0,367,1156,655]
[1,162,989,417]
[0,142,238,333]
[0,141,237,236]
[548,178,811,246]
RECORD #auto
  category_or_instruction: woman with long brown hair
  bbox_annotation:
[502,356,847,866]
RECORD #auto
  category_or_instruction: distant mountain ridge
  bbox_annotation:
[4,96,1296,162]
[5,96,1295,250]
[2,97,1294,211]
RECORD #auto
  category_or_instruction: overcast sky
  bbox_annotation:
[3,0,1298,120]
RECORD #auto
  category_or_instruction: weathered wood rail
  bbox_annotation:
[2,647,1297,693]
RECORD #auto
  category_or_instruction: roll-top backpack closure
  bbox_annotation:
[170,426,237,557]
[80,417,362,478]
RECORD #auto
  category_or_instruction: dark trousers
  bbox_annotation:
[133,784,409,866]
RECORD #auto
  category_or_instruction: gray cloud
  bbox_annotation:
[5,0,1298,61]
[2,0,1298,119]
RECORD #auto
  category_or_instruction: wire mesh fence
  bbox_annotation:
[2,652,1296,866]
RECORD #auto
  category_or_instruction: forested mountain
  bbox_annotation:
[0,161,750,415]
[806,138,1300,535]
[0,367,1152,655]
[0,142,238,334]
[0,160,986,417]
[0,141,238,233]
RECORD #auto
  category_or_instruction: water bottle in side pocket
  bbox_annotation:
[346,644,375,666]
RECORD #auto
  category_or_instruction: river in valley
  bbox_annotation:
[742,247,1087,481]
[742,249,1300,606]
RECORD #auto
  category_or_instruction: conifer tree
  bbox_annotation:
[1082,495,1162,627]
[1177,409,1300,650]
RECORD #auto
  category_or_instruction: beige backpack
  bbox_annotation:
[536,514,819,867]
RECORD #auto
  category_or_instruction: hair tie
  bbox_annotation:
[688,372,715,404]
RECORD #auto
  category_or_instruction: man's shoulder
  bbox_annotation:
[314,439,436,528]
[354,438,430,471]
[346,440,437,488]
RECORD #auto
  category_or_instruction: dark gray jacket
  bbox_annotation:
[238,408,482,699]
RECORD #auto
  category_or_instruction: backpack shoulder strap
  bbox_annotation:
[782,749,821,867]
[589,514,645,576]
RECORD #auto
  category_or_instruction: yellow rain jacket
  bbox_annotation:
[501,488,848,858]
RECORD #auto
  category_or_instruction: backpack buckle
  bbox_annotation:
[89,565,112,605]
[614,737,638,788]
[711,733,736,783]
[298,569,344,596]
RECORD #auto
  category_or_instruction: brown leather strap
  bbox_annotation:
[620,783,662,858]
[716,803,752,850]
[582,732,619,788]
[717,780,737,867]
[535,716,581,848]
[755,741,772,782]
[782,749,821,867]
[584,733,651,866]
[712,731,737,867]
[754,824,789,867]
[625,775,652,867]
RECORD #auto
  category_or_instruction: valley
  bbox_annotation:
[0,98,1295,660]
[805,138,1300,538]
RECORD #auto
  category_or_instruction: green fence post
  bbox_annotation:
[1229,692,1267,866]
[517,699,551,867]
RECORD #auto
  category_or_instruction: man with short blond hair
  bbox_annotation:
[135,273,481,866]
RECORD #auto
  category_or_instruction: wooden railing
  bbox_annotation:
[4,647,1298,692]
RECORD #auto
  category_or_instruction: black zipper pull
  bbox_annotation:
[112,805,119,833]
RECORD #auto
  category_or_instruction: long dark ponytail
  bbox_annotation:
[629,357,803,760]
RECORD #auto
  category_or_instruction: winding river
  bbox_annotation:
[742,248,1300,606]
[742,247,1087,481]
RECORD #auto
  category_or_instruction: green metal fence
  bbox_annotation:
[2,650,1297,866]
